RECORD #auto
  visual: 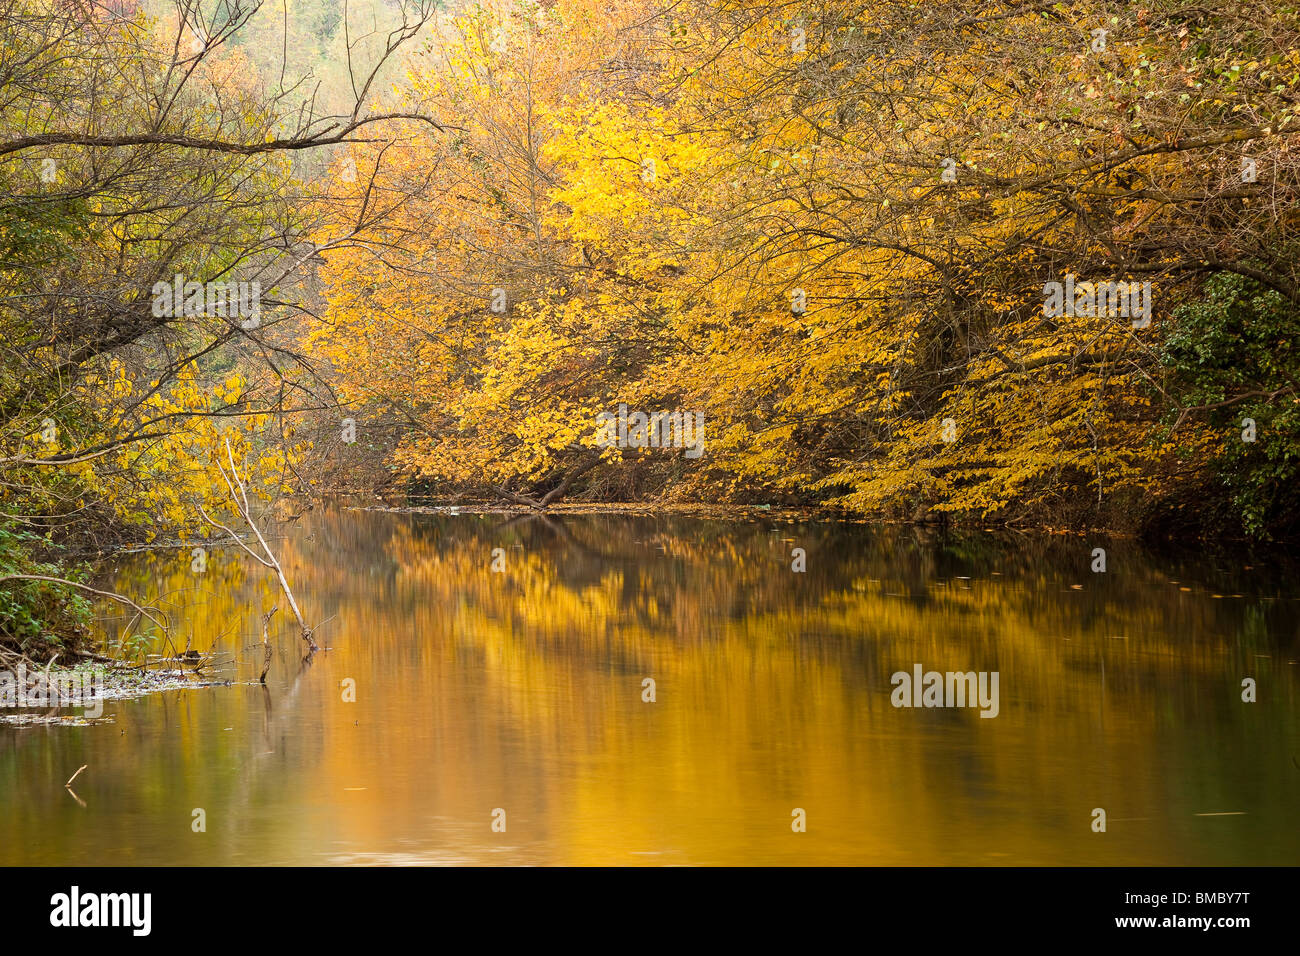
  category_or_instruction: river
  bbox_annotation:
[1,507,1296,864]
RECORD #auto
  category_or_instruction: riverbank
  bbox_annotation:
[0,659,234,726]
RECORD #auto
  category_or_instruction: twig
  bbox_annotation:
[200,437,318,652]
[259,606,278,685]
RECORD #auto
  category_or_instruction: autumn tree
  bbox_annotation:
[310,0,1300,536]
[0,0,441,655]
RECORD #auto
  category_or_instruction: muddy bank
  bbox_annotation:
[0,660,235,726]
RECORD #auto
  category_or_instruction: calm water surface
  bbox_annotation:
[2,509,1297,864]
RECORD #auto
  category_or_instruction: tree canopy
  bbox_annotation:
[3,0,1299,656]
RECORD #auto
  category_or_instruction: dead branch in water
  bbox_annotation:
[199,437,318,655]
[259,606,278,684]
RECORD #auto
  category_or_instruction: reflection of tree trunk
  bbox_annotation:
[218,647,318,860]
[495,510,644,565]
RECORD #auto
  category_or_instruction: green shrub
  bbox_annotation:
[1160,273,1300,538]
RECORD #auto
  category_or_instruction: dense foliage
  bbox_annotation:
[3,0,1299,654]
[0,0,432,652]
[311,0,1300,538]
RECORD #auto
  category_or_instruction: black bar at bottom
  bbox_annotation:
[0,866,1284,942]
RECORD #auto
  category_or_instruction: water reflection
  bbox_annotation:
[1,508,1297,864]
